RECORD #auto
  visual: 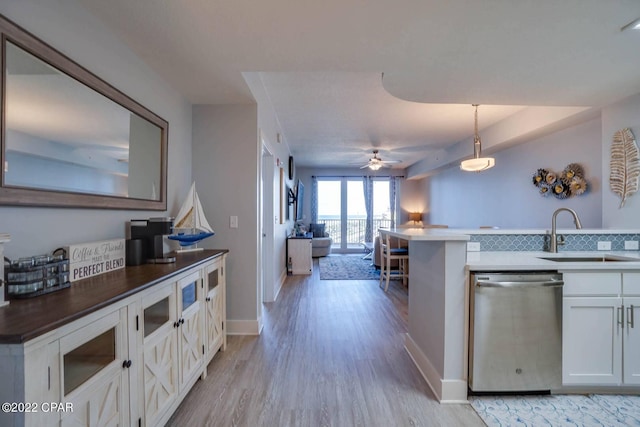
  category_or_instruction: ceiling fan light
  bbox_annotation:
[460,157,495,172]
[369,162,382,171]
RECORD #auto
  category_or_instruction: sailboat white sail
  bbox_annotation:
[168,182,214,251]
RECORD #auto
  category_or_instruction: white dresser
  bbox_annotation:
[0,250,227,427]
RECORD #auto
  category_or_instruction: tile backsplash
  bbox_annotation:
[469,233,640,252]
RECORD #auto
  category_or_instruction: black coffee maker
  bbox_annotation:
[129,217,176,264]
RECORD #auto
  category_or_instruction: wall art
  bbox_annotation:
[532,163,587,199]
[610,128,640,208]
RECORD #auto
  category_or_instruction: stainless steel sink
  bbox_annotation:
[538,256,637,262]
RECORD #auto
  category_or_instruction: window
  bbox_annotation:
[316,177,395,252]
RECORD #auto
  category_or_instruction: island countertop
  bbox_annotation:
[466,250,640,271]
[380,227,471,241]
[0,249,227,344]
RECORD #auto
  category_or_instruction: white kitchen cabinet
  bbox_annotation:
[563,271,640,387]
[204,255,226,367]
[562,296,622,385]
[624,297,640,384]
[287,237,312,275]
[623,272,640,384]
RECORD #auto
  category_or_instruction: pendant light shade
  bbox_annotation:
[460,104,495,172]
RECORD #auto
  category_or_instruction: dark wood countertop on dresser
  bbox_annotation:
[0,249,228,344]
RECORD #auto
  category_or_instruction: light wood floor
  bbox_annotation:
[167,258,485,427]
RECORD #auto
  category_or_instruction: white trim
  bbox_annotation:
[404,333,469,404]
[226,320,262,335]
[440,380,470,404]
[274,269,287,301]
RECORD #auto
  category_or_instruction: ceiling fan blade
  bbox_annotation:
[381,159,401,164]
[359,164,370,169]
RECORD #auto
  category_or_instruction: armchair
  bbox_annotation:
[309,223,332,257]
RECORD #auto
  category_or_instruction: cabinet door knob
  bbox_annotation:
[206,297,211,302]
[122,360,132,369]
[180,318,185,325]
[174,321,179,328]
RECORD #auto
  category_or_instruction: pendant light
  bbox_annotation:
[460,104,495,172]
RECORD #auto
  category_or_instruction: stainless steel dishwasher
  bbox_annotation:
[469,271,563,392]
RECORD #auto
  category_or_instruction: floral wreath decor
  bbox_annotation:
[532,163,588,199]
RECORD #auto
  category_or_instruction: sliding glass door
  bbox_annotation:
[317,180,341,245]
[345,180,365,249]
[372,180,391,232]
[317,178,393,252]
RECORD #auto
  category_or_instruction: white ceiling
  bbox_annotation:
[76,0,640,171]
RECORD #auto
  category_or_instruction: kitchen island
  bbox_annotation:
[382,228,471,403]
[381,227,640,403]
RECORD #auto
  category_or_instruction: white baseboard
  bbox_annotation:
[226,320,262,335]
[275,269,287,300]
[404,333,468,404]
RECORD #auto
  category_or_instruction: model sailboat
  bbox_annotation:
[168,182,214,251]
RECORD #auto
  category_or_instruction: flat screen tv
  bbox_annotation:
[295,180,304,221]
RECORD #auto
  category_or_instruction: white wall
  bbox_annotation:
[0,0,193,258]
[243,73,294,296]
[192,105,259,326]
[602,93,640,228]
[425,117,603,229]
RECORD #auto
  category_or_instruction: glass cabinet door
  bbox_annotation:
[63,328,115,395]
[205,258,225,358]
[177,271,202,388]
[208,266,220,293]
[144,297,170,338]
[181,280,197,312]
[59,307,129,426]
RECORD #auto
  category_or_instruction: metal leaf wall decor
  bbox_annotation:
[610,128,640,208]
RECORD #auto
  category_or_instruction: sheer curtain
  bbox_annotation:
[310,176,318,224]
[363,176,373,242]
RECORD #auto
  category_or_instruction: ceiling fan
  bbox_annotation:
[359,150,401,170]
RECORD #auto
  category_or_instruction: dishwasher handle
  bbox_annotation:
[476,279,564,288]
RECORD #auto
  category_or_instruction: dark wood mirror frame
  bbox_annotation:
[0,14,168,210]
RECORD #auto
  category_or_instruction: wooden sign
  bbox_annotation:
[66,239,125,282]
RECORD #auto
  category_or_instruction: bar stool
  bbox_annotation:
[378,230,409,292]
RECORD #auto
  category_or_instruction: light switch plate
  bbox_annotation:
[597,241,612,251]
[230,215,238,228]
[467,242,481,252]
[625,240,639,250]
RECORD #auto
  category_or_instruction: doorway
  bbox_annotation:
[260,141,276,303]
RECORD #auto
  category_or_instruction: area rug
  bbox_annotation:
[318,255,380,280]
[470,394,640,427]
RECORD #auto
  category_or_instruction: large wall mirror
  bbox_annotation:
[0,14,167,210]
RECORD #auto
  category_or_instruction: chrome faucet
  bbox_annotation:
[549,208,582,252]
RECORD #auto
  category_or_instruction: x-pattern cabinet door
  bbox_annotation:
[141,283,178,427]
[205,259,225,361]
[177,271,203,389]
[59,308,130,427]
